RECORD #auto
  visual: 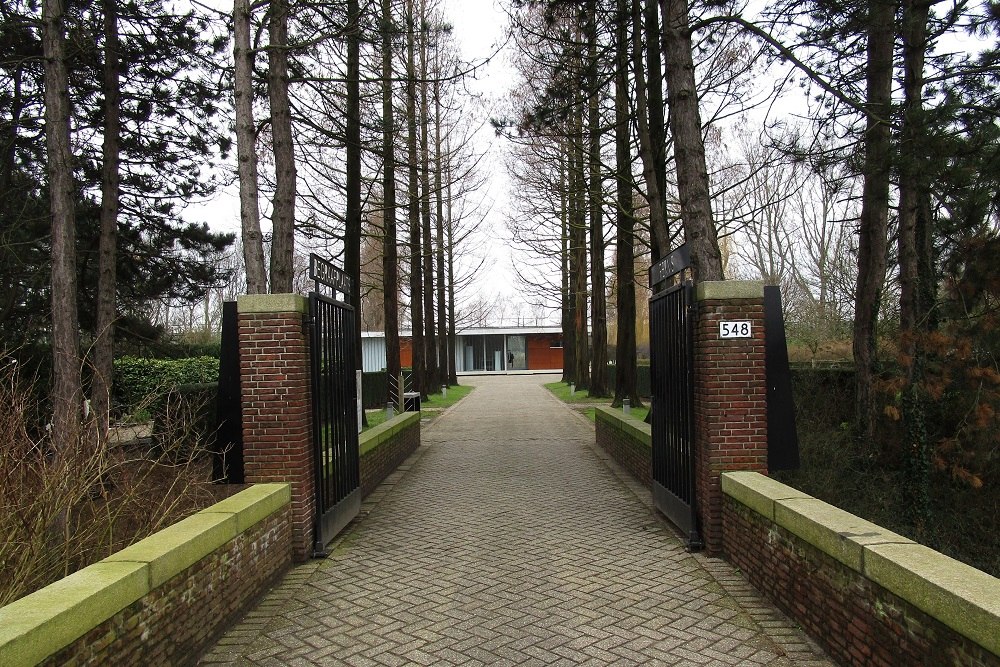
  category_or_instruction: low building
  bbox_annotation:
[361,326,563,374]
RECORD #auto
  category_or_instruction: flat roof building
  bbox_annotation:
[361,326,563,374]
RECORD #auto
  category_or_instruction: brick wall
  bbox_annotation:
[722,473,1000,667]
[41,507,290,667]
[360,413,421,498]
[594,407,651,488]
[238,295,315,562]
[693,282,768,554]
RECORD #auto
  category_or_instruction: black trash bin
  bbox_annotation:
[403,391,421,412]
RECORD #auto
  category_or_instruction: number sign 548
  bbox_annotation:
[719,321,752,339]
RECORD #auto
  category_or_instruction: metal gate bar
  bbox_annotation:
[309,292,360,554]
[650,281,700,548]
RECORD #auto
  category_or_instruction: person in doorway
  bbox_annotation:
[507,351,514,369]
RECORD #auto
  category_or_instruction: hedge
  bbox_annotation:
[113,356,220,415]
[603,364,652,397]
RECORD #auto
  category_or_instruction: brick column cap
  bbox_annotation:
[696,280,764,301]
[237,293,308,314]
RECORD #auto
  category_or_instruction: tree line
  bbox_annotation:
[4,0,493,449]
[500,0,1000,518]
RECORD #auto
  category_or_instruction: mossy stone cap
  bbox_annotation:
[0,561,148,667]
[696,280,764,301]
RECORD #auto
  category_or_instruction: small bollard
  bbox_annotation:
[386,404,394,419]
[442,385,447,398]
[569,383,575,395]
[623,398,631,415]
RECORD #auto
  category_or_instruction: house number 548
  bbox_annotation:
[719,321,752,338]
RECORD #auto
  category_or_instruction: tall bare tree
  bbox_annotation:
[614,0,640,407]
[267,0,296,292]
[853,0,895,445]
[91,0,121,442]
[659,0,724,280]
[234,0,266,293]
[585,1,609,397]
[419,0,438,389]
[381,0,402,403]
[43,0,82,447]
[405,0,426,396]
[633,0,669,261]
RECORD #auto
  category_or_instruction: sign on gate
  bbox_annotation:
[308,255,360,555]
[310,253,353,296]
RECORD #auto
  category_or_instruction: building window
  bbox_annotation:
[550,339,563,348]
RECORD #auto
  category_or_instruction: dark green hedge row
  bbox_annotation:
[603,364,652,397]
[361,369,413,409]
[113,356,219,414]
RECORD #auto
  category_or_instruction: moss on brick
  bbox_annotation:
[595,407,651,448]
[865,542,1000,657]
[0,561,148,667]
[723,470,1000,659]
[774,497,912,571]
[720,471,808,521]
[237,293,308,314]
[198,483,291,533]
[104,512,238,589]
[361,411,419,457]
[696,280,764,301]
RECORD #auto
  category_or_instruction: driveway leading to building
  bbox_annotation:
[202,374,832,666]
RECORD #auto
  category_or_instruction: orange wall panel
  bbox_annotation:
[527,334,563,370]
[400,337,413,368]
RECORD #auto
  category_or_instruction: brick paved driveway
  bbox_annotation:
[201,374,833,666]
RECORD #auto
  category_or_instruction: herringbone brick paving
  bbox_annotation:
[201,374,833,666]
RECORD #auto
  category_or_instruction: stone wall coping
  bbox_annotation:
[594,406,651,448]
[696,280,764,301]
[0,562,147,667]
[722,471,1000,656]
[0,483,292,667]
[360,411,420,456]
[237,293,308,314]
[720,471,810,520]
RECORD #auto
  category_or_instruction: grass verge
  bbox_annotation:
[545,381,649,422]
[363,383,475,431]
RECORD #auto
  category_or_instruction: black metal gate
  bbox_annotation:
[309,255,360,555]
[649,251,700,548]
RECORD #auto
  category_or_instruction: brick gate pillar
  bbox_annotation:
[693,281,768,555]
[237,294,315,562]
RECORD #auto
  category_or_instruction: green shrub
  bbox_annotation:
[113,356,220,416]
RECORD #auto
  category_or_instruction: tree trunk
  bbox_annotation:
[267,0,296,293]
[418,1,437,393]
[633,0,668,261]
[234,0,266,293]
[445,147,458,386]
[659,0,724,280]
[381,0,401,405]
[898,0,931,336]
[853,0,895,446]
[43,0,82,448]
[615,0,641,407]
[433,67,449,384]
[572,101,590,390]
[92,0,120,442]
[405,0,425,398]
[561,142,575,383]
[586,3,609,397]
[345,0,365,425]
[897,0,932,532]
